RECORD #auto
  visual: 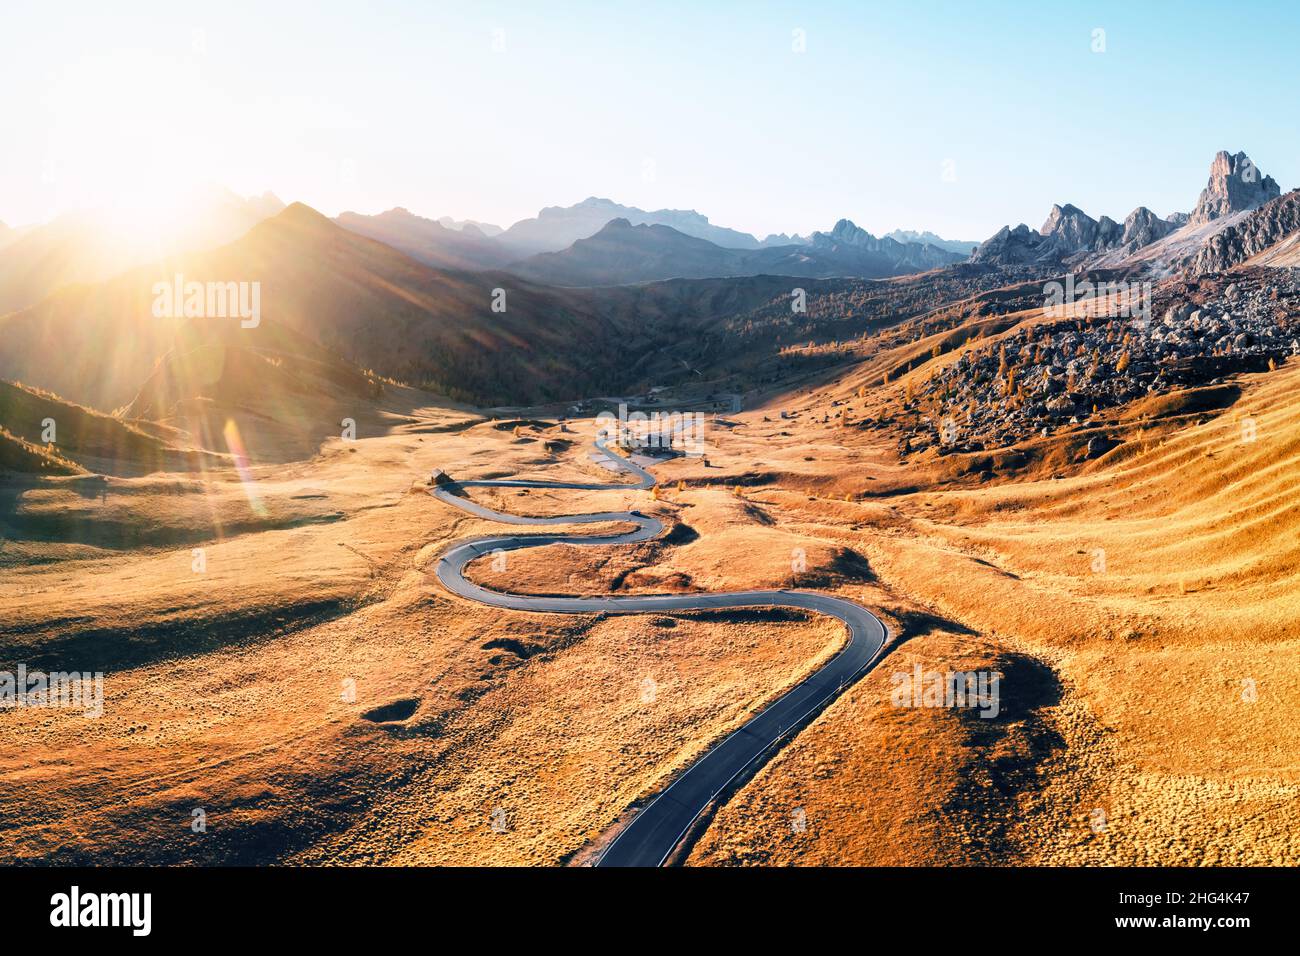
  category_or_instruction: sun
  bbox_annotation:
[96,175,209,245]
[43,47,220,243]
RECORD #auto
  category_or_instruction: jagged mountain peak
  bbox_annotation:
[1190,150,1280,226]
[1040,203,1094,235]
[822,218,880,245]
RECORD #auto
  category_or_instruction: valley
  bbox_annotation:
[3,145,1300,869]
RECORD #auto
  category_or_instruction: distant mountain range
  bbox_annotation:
[4,147,1296,420]
[506,216,966,286]
[972,150,1282,269]
[505,219,757,285]
[2,204,828,409]
[971,204,1184,265]
[0,202,890,409]
[4,145,1298,424]
[436,215,503,236]
[0,203,631,409]
[330,196,973,285]
[801,219,967,273]
[494,196,768,255]
[334,207,516,271]
[883,230,980,256]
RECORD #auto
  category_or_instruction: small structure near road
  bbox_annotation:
[430,468,454,487]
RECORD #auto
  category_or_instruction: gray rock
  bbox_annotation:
[1190,150,1281,227]
[1085,435,1118,459]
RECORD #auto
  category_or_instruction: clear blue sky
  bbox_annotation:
[2,0,1296,241]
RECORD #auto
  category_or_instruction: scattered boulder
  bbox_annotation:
[1085,435,1119,459]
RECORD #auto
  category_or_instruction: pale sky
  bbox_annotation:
[2,0,1297,241]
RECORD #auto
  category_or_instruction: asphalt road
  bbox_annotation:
[429,438,889,866]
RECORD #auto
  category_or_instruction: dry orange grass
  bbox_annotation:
[666,360,1300,865]
[0,411,861,864]
[5,355,1300,866]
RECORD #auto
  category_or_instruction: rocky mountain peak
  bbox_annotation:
[1038,203,1104,255]
[970,223,1041,264]
[1040,203,1089,234]
[1120,206,1176,248]
[1190,150,1280,226]
[824,218,878,245]
[760,232,807,247]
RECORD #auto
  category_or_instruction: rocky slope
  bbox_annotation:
[1190,190,1300,272]
[910,270,1300,456]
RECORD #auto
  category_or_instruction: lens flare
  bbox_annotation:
[222,419,267,517]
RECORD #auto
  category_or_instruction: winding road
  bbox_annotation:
[429,437,889,866]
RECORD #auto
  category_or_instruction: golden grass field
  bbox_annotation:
[3,356,1299,865]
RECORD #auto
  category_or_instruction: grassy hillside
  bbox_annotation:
[0,426,82,475]
[0,379,174,474]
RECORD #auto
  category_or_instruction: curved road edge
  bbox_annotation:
[426,437,890,867]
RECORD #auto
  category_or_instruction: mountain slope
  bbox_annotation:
[0,189,284,316]
[0,204,679,409]
[335,207,514,270]
[507,219,757,285]
[1191,190,1300,272]
[0,379,206,475]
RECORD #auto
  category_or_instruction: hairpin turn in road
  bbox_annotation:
[428,438,889,866]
